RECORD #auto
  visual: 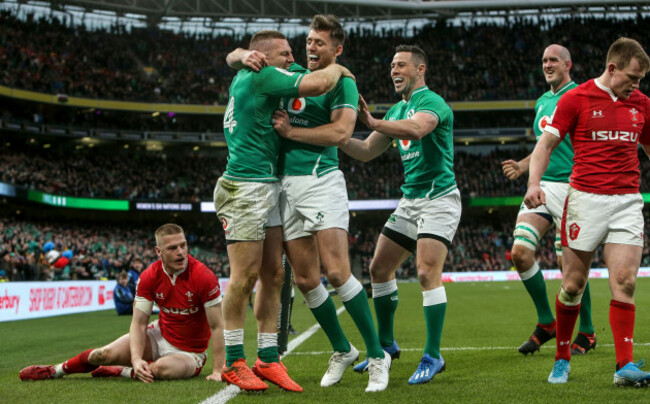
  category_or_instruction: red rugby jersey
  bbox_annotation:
[136,255,221,352]
[545,79,650,194]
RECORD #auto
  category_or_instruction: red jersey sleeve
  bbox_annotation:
[545,88,580,140]
[198,265,221,305]
[135,263,157,301]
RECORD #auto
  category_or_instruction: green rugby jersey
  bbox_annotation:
[223,66,305,182]
[278,64,359,177]
[534,81,577,183]
[383,86,456,199]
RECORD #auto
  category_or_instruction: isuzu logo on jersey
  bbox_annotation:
[160,305,199,315]
[590,131,639,142]
[288,98,307,114]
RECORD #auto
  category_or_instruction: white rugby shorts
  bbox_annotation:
[561,186,644,251]
[279,170,349,241]
[147,320,207,375]
[213,177,281,241]
[518,181,569,229]
[383,188,461,250]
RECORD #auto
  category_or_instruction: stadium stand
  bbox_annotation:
[1,11,649,104]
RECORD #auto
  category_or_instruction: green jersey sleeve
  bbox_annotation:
[415,90,451,124]
[253,66,305,98]
[330,77,359,113]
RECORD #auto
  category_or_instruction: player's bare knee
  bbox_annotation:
[294,275,319,293]
[368,262,391,282]
[325,270,348,288]
[150,362,173,380]
[416,265,435,285]
[269,266,285,287]
[614,271,636,297]
[89,348,111,365]
[511,245,534,270]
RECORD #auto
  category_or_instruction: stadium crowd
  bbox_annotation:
[4,209,645,283]
[1,11,649,104]
[5,143,650,201]
[0,217,230,282]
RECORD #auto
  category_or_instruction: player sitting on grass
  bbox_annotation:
[19,224,225,383]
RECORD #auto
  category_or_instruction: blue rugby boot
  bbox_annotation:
[408,354,445,385]
[548,359,570,384]
[614,360,650,387]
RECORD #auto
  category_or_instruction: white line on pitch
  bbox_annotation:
[199,306,347,404]
[288,342,650,356]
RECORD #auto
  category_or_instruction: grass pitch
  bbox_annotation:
[2,278,650,403]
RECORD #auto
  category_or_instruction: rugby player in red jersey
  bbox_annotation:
[19,224,225,383]
[524,37,650,386]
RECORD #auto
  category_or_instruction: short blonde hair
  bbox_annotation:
[250,30,287,51]
[154,223,184,247]
[607,37,650,73]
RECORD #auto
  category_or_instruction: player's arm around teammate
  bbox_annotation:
[226,48,268,71]
[226,50,354,98]
[357,94,438,141]
[273,106,356,147]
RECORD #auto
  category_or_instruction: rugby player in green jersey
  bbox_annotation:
[270,15,390,393]
[341,45,460,385]
[501,45,595,356]
[216,30,353,392]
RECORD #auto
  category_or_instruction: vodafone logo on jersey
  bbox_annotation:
[288,98,307,114]
[399,139,412,151]
[538,116,551,132]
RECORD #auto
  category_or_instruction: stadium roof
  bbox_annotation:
[32,0,650,22]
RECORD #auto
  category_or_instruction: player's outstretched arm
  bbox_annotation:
[226,48,268,71]
[205,303,225,382]
[130,304,154,383]
[524,131,559,209]
[273,107,356,147]
[502,154,531,180]
[340,131,392,163]
[365,110,437,141]
[298,64,354,97]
